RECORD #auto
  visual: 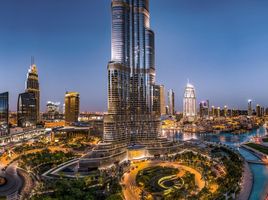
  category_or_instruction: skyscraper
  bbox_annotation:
[159,85,166,115]
[17,92,37,127]
[79,0,180,170]
[25,58,40,121]
[65,92,80,125]
[256,104,261,117]
[104,0,161,144]
[199,100,209,119]
[248,99,252,116]
[183,82,196,121]
[167,89,175,115]
[0,92,9,137]
[224,105,228,117]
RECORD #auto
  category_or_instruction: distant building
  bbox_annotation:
[165,106,169,115]
[261,107,265,117]
[211,106,215,117]
[17,92,37,127]
[183,82,196,121]
[168,89,175,115]
[256,104,261,117]
[0,92,9,137]
[216,107,221,118]
[25,58,40,121]
[152,85,161,116]
[159,85,166,115]
[43,101,62,121]
[248,99,252,116]
[224,105,228,117]
[199,100,209,119]
[65,92,80,125]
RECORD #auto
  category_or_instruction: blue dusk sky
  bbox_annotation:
[0,0,268,112]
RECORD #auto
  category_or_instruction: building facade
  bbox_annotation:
[183,82,196,121]
[0,92,9,137]
[17,92,37,127]
[104,0,161,145]
[159,85,166,115]
[65,92,80,125]
[199,100,209,119]
[167,89,175,115]
[25,59,40,121]
[248,99,252,116]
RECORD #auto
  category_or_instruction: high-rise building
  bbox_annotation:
[159,85,166,115]
[45,101,61,120]
[167,89,175,115]
[104,0,161,144]
[183,82,196,121]
[211,106,215,117]
[79,0,180,170]
[65,92,79,125]
[17,92,37,127]
[25,58,40,121]
[216,107,221,118]
[224,105,228,117]
[199,100,209,119]
[261,107,265,117]
[0,92,9,137]
[248,99,252,116]
[256,104,261,117]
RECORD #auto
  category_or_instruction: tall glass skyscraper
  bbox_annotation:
[25,58,40,121]
[0,92,9,137]
[17,92,37,127]
[79,0,181,170]
[104,0,160,144]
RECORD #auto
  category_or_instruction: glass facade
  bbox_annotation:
[65,92,80,125]
[0,92,9,137]
[17,92,37,127]
[104,0,161,144]
[168,89,175,115]
[25,63,40,121]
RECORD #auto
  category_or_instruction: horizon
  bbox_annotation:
[1,0,268,112]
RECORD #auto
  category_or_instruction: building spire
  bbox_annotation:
[31,56,34,66]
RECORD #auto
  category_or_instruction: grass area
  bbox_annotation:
[19,149,76,173]
[246,143,268,155]
[262,138,268,143]
[136,166,179,192]
[30,177,123,200]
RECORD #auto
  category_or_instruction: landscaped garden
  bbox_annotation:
[30,176,123,200]
[246,142,268,155]
[18,149,76,173]
[136,166,180,193]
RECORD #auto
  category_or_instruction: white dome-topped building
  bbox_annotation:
[183,81,197,122]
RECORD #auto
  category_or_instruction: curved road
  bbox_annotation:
[121,160,205,200]
[0,162,23,197]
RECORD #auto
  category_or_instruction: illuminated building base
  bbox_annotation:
[78,138,183,171]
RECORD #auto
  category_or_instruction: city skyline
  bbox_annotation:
[1,0,268,111]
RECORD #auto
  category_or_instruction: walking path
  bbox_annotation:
[237,162,253,200]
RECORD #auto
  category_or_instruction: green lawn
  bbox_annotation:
[262,138,268,143]
[246,143,268,155]
[136,166,179,192]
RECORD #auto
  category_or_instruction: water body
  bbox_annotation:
[164,127,268,200]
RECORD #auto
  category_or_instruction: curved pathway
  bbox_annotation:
[121,160,205,200]
[0,162,23,197]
